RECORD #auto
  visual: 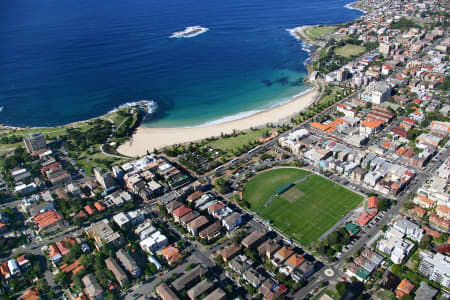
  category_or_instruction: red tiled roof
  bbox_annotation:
[94,202,106,212]
[84,204,96,216]
[34,210,63,229]
[172,205,192,218]
[368,196,378,209]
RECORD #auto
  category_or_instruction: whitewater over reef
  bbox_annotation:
[170,26,209,38]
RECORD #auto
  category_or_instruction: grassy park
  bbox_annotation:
[334,44,366,58]
[243,168,363,245]
[305,26,337,40]
[207,128,271,156]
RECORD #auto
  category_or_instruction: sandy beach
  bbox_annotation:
[117,88,319,157]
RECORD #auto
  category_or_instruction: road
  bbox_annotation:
[293,146,448,299]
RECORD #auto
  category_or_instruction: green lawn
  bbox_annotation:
[207,128,270,154]
[243,168,363,245]
[305,26,337,40]
[334,44,366,58]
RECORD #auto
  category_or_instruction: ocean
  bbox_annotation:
[0,0,362,127]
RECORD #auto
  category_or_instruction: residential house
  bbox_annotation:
[82,274,104,300]
[187,281,214,300]
[156,283,180,300]
[202,288,226,300]
[241,231,266,249]
[222,212,243,232]
[395,279,415,299]
[218,243,241,262]
[243,267,265,288]
[186,216,209,235]
[257,240,280,260]
[259,278,287,300]
[33,209,65,234]
[199,222,222,241]
[84,219,122,250]
[172,205,192,223]
[272,246,294,266]
[171,266,208,292]
[104,257,129,288]
[116,249,141,278]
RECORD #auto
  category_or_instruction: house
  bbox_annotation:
[430,214,450,231]
[156,283,180,300]
[94,202,106,212]
[228,255,252,274]
[186,216,209,235]
[84,204,96,216]
[259,278,287,300]
[292,261,315,282]
[414,194,436,209]
[207,201,226,218]
[415,281,438,300]
[368,196,378,209]
[285,253,305,270]
[360,120,384,135]
[241,231,265,249]
[243,267,266,288]
[33,209,65,234]
[105,257,129,288]
[437,205,450,220]
[202,288,226,300]
[166,200,183,214]
[187,280,214,300]
[59,260,85,278]
[161,245,184,265]
[8,259,20,276]
[140,231,169,253]
[172,205,192,222]
[180,211,200,227]
[171,266,208,292]
[222,212,243,232]
[257,239,280,260]
[393,218,424,242]
[84,219,122,250]
[21,288,40,300]
[218,243,241,262]
[199,222,222,241]
[116,248,141,278]
[16,254,31,269]
[0,262,10,279]
[48,244,62,263]
[187,191,204,203]
[395,279,415,299]
[82,273,105,300]
[418,252,450,288]
[272,246,294,266]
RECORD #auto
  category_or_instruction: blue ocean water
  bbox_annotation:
[0,0,361,127]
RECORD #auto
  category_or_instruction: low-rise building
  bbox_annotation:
[116,248,141,278]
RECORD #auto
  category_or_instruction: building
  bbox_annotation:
[243,267,266,288]
[218,243,242,262]
[94,167,115,190]
[395,279,415,299]
[156,283,180,300]
[273,246,294,266]
[361,81,392,104]
[203,288,226,300]
[199,222,222,241]
[139,231,168,253]
[415,281,438,300]
[259,278,287,300]
[257,240,280,260]
[393,218,424,242]
[186,216,209,235]
[418,252,450,289]
[171,266,208,292]
[241,231,265,249]
[82,274,104,300]
[187,280,214,300]
[84,219,122,250]
[33,209,65,234]
[368,196,378,209]
[24,132,46,154]
[7,259,20,276]
[116,249,141,278]
[104,257,129,288]
[222,212,242,232]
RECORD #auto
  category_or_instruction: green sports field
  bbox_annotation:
[243,168,363,245]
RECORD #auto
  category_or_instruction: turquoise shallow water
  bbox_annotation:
[0,0,361,127]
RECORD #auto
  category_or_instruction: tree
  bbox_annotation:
[391,264,403,277]
[55,272,71,288]
[420,235,433,250]
[336,282,348,296]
